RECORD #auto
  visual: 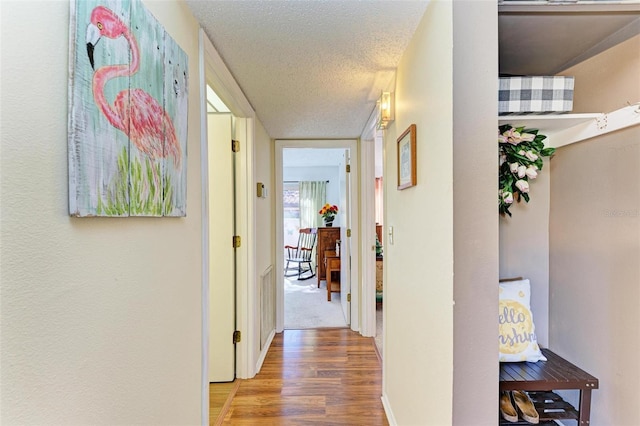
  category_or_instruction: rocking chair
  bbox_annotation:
[284,228,317,280]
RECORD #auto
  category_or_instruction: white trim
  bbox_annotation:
[244,118,258,378]
[550,104,640,148]
[498,113,601,135]
[360,103,380,338]
[360,138,377,337]
[233,117,254,379]
[255,329,276,373]
[499,104,640,148]
[361,103,378,142]
[274,143,285,332]
[499,2,640,13]
[201,30,255,118]
[381,392,397,426]
[275,139,360,333]
[347,146,360,332]
[199,29,259,425]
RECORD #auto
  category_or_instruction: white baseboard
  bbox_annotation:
[381,392,397,425]
[254,329,276,374]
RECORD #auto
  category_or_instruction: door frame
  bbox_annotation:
[359,111,380,338]
[275,139,360,333]
[199,29,257,425]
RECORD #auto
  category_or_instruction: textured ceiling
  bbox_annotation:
[185,0,429,139]
[186,2,640,139]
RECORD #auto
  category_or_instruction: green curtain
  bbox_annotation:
[299,181,326,229]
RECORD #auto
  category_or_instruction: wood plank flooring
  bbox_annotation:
[209,381,239,425]
[218,328,388,425]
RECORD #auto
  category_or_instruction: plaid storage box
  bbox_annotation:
[499,76,574,115]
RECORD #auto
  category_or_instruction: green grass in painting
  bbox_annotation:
[97,147,174,216]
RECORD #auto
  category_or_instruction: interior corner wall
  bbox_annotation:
[498,171,551,347]
[452,2,500,425]
[1,1,203,424]
[548,34,640,426]
[382,2,454,424]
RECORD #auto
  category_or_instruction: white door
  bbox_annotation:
[208,113,236,382]
[340,150,351,324]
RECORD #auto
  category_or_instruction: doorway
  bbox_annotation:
[199,27,260,424]
[275,140,360,334]
[281,148,348,329]
[373,133,384,354]
[358,123,384,350]
[206,86,236,383]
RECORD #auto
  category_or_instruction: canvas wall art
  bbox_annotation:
[68,0,188,217]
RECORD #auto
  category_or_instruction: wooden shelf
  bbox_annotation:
[497,2,640,147]
[499,104,640,148]
[500,348,598,425]
[499,2,640,14]
[498,391,579,426]
[499,113,601,133]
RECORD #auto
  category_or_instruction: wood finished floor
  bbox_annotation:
[209,381,238,425]
[218,328,388,425]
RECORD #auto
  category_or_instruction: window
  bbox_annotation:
[283,182,300,251]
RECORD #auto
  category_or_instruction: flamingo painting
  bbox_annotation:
[86,5,181,169]
[68,0,188,217]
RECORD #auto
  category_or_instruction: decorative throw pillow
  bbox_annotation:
[499,278,547,362]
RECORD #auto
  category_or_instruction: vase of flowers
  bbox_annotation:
[319,203,339,227]
[499,125,555,217]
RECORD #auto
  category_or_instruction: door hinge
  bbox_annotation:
[233,330,241,344]
[232,235,241,248]
[346,164,351,173]
[347,293,351,302]
[346,229,351,237]
[231,139,240,153]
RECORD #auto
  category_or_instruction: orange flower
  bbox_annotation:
[319,203,339,217]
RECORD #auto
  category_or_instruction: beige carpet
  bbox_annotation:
[284,276,347,329]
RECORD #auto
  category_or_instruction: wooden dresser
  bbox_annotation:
[324,250,341,301]
[316,227,340,281]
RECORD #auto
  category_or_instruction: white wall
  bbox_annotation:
[254,120,275,288]
[382,2,454,424]
[1,1,203,424]
[549,35,640,426]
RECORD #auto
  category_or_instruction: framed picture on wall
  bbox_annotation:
[397,124,416,190]
[68,0,189,217]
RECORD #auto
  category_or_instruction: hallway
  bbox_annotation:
[215,329,388,425]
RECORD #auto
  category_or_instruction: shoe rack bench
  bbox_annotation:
[499,348,599,425]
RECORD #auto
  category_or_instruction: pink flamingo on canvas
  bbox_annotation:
[86,5,181,171]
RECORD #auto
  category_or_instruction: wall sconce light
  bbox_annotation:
[377,91,395,130]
